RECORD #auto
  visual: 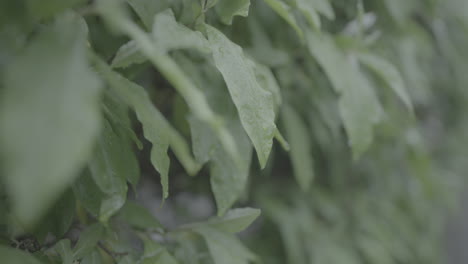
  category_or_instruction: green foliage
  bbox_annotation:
[1,0,468,263]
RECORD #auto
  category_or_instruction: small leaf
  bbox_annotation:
[99,192,126,223]
[118,201,163,231]
[281,104,314,190]
[206,24,277,168]
[307,32,382,157]
[0,13,102,227]
[126,0,169,29]
[357,52,413,111]
[152,9,210,53]
[140,237,179,264]
[194,226,256,264]
[0,245,42,264]
[73,223,104,259]
[262,0,304,39]
[216,0,251,25]
[207,208,261,233]
[111,40,146,68]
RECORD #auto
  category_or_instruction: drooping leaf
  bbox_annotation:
[254,63,282,114]
[0,245,42,264]
[97,0,239,177]
[73,223,104,259]
[126,0,169,29]
[118,201,163,231]
[0,13,102,227]
[215,0,251,25]
[262,0,304,39]
[194,226,256,264]
[357,52,413,111]
[73,170,106,217]
[94,57,201,198]
[152,9,210,53]
[281,104,314,190]
[206,207,261,233]
[176,54,252,215]
[306,32,382,157]
[206,24,277,168]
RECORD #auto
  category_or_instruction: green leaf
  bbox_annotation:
[262,0,304,39]
[194,226,256,264]
[215,0,251,25]
[111,40,147,68]
[306,32,382,157]
[126,0,169,29]
[140,236,179,264]
[34,190,76,242]
[152,9,210,53]
[73,223,104,259]
[89,119,128,195]
[118,201,163,231]
[206,24,277,168]
[293,0,321,30]
[50,239,73,264]
[281,104,314,190]
[0,245,42,264]
[357,52,413,111]
[254,63,282,114]
[206,207,261,233]
[98,0,240,177]
[99,192,126,223]
[80,250,102,264]
[311,0,334,20]
[0,13,102,227]
[26,0,87,20]
[73,170,106,217]
[93,57,201,199]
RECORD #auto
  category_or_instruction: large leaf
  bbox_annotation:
[281,104,314,190]
[0,13,102,227]
[306,32,382,157]
[194,226,256,264]
[94,57,200,199]
[356,52,413,111]
[216,0,251,25]
[206,24,277,168]
[0,245,42,264]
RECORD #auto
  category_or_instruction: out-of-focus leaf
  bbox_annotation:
[111,40,146,68]
[34,190,75,242]
[206,24,277,168]
[357,52,413,111]
[293,0,321,30]
[73,170,106,217]
[98,0,240,175]
[206,207,261,233]
[80,250,102,264]
[118,201,163,231]
[73,223,104,259]
[262,0,304,39]
[26,0,86,20]
[216,0,250,25]
[194,226,256,264]
[307,32,382,157]
[281,104,314,190]
[94,57,201,199]
[0,13,102,227]
[0,245,42,264]
[50,239,73,264]
[152,9,210,53]
[312,0,335,19]
[140,236,179,264]
[99,192,126,223]
[126,0,169,29]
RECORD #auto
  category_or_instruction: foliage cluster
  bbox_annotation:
[1,0,468,263]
